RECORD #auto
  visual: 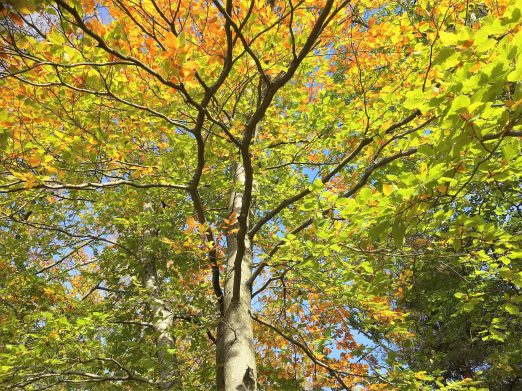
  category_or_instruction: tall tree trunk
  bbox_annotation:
[217,164,257,391]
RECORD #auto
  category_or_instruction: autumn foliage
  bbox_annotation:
[0,0,521,390]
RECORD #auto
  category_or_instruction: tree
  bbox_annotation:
[0,0,521,390]
[390,175,521,389]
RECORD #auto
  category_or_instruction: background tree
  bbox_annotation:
[0,0,521,390]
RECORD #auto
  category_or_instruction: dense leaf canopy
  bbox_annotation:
[0,0,521,390]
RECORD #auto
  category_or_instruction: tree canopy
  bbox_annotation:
[0,0,521,390]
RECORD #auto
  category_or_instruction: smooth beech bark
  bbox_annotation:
[217,164,257,391]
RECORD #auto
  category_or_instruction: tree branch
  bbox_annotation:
[0,180,189,194]
[253,314,358,390]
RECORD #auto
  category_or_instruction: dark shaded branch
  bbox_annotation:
[232,0,341,304]
[249,147,418,284]
[35,240,94,274]
[249,137,373,238]
[249,110,423,238]
[53,0,185,93]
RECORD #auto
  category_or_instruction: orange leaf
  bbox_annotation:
[164,32,179,51]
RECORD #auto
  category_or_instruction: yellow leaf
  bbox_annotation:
[383,184,393,196]
[24,177,37,189]
[186,217,198,232]
[364,146,374,160]
[161,237,176,245]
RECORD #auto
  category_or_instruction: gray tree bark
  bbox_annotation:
[216,164,257,391]
[141,203,178,389]
[142,257,176,388]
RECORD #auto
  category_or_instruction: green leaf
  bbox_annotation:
[489,328,505,341]
[507,60,522,82]
[503,303,520,315]
[392,219,405,247]
[309,177,324,192]
[360,261,374,274]
[450,95,470,114]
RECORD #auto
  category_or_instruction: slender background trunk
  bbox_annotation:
[142,203,178,389]
[142,257,177,389]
